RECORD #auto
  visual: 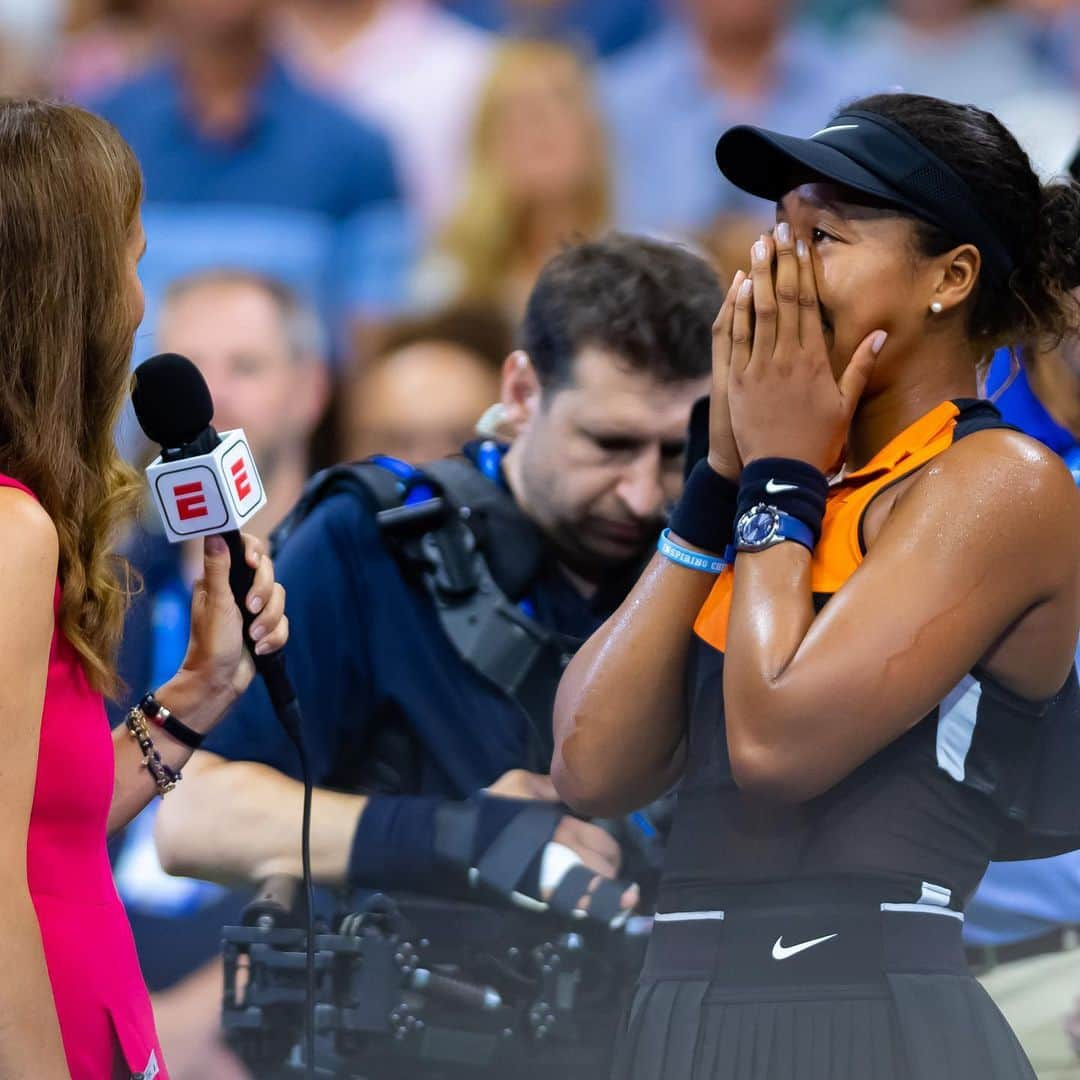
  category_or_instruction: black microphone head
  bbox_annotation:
[132,353,214,448]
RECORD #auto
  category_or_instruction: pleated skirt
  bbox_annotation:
[612,902,1035,1080]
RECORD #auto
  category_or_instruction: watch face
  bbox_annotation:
[739,507,779,547]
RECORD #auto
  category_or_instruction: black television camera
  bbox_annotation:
[222,877,649,1079]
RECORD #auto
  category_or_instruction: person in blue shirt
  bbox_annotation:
[599,0,879,236]
[439,0,663,58]
[154,233,720,1075]
[85,0,415,373]
[86,0,400,218]
[983,341,1080,482]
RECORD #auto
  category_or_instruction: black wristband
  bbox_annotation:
[668,458,740,554]
[140,691,205,750]
[736,458,829,545]
[347,794,443,893]
[347,794,551,901]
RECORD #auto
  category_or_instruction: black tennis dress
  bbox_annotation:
[615,400,1080,1080]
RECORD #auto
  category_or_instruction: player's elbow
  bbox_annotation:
[551,723,631,817]
[551,689,614,815]
[551,752,627,818]
[552,714,683,818]
[727,731,818,805]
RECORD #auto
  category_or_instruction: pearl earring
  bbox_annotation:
[930,301,943,314]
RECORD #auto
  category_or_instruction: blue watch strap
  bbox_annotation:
[658,528,731,574]
[776,512,815,553]
[735,508,816,554]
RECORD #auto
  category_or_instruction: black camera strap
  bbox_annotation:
[272,456,579,770]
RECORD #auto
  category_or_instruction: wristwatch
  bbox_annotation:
[734,503,815,554]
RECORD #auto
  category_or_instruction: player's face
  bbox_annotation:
[777,182,940,384]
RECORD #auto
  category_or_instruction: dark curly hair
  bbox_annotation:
[521,232,722,391]
[848,93,1080,350]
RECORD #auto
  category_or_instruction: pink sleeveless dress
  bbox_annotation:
[3,476,168,1079]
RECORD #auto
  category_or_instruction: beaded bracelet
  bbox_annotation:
[125,704,181,796]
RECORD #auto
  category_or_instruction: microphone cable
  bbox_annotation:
[132,354,318,1079]
[221,528,318,1080]
[282,700,315,1080]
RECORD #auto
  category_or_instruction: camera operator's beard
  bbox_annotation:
[545,518,661,591]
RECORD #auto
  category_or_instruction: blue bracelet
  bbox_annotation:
[658,529,731,574]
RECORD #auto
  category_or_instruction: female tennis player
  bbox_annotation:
[553,92,1080,1079]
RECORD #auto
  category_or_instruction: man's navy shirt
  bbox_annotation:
[88,56,401,218]
[204,461,633,798]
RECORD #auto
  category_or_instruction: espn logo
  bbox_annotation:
[146,430,267,543]
[231,458,252,501]
[175,481,211,521]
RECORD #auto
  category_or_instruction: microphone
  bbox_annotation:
[134,352,316,1078]
[132,352,300,738]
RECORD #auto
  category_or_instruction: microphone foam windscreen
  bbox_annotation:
[132,353,214,447]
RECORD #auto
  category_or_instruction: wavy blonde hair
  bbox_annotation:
[0,99,143,696]
[437,41,611,304]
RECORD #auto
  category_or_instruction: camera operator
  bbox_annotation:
[154,233,721,1075]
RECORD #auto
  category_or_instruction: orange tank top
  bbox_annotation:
[695,399,968,653]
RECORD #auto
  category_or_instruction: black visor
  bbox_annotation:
[715,109,1015,287]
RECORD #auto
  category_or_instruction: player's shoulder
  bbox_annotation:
[918,427,1079,536]
[938,426,1075,493]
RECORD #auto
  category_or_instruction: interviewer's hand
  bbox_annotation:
[176,534,288,728]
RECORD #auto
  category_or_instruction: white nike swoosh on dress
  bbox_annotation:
[811,124,860,137]
[765,479,799,494]
[771,933,838,960]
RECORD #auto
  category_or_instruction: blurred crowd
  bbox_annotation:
[5,1,1073,1076]
[0,0,1072,467]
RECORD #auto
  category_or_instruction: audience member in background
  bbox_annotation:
[1012,0,1080,86]
[0,0,65,93]
[278,0,495,231]
[86,0,400,218]
[438,0,663,58]
[600,0,876,236]
[847,0,1067,113]
[85,0,408,362]
[338,304,510,463]
[695,214,761,291]
[54,0,157,100]
[110,270,330,1080]
[414,40,610,323]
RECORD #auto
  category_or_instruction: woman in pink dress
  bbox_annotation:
[0,99,289,1079]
